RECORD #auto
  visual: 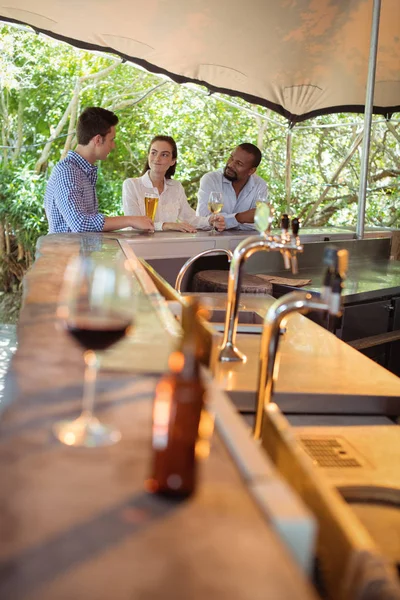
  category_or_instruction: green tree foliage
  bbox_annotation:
[0,23,399,291]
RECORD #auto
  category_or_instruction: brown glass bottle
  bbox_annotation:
[146,299,206,498]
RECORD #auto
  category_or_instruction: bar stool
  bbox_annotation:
[192,269,273,295]
[174,248,272,295]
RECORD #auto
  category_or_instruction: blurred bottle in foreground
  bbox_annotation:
[145,299,206,498]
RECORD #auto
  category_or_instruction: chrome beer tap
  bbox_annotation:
[321,247,349,333]
[174,248,233,293]
[280,214,291,270]
[289,217,301,274]
[253,247,349,440]
[218,205,304,362]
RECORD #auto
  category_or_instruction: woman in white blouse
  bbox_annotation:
[122,136,224,232]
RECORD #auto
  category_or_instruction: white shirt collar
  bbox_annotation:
[221,168,255,191]
[140,170,173,189]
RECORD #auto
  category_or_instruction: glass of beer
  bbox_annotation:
[144,193,159,225]
[208,191,223,235]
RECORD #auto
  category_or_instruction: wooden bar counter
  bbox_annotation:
[0,233,318,600]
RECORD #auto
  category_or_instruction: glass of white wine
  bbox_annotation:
[255,195,268,208]
[208,191,223,235]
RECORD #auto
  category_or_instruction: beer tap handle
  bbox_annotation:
[323,246,338,269]
[265,203,272,236]
[281,251,290,270]
[321,246,337,304]
[329,271,343,316]
[328,249,349,316]
[321,268,332,304]
[280,214,291,269]
[281,214,289,234]
[290,251,298,275]
[291,217,300,237]
[338,249,349,279]
[289,217,300,274]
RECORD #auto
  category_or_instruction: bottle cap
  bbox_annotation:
[168,351,185,373]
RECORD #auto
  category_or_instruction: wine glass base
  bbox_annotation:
[53,415,121,447]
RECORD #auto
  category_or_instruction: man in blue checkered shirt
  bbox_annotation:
[44,107,154,234]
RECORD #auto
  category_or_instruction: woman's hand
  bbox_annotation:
[209,215,226,231]
[162,221,197,233]
[130,216,155,231]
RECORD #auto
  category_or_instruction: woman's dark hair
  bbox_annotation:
[77,107,118,145]
[141,135,177,179]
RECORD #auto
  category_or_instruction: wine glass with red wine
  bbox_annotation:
[53,254,134,447]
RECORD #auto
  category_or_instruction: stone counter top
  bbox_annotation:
[245,237,400,304]
[121,226,390,261]
[271,258,400,304]
[0,232,317,600]
[0,374,317,600]
[177,293,400,416]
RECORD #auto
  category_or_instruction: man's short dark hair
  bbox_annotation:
[237,143,262,168]
[77,107,119,145]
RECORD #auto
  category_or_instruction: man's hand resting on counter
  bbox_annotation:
[209,215,226,231]
[234,208,256,224]
[103,215,154,232]
[130,216,155,231]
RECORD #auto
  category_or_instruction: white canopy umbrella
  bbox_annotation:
[0,0,399,123]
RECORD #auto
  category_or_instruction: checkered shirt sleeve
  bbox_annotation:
[44,155,105,233]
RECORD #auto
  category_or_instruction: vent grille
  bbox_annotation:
[300,437,362,468]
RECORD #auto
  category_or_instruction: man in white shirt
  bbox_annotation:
[196,143,268,230]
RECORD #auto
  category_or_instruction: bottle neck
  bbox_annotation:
[174,300,202,380]
[179,350,200,380]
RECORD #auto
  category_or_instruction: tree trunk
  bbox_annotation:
[386,121,400,145]
[110,81,167,111]
[255,111,269,152]
[17,242,24,262]
[4,222,11,256]
[35,61,124,171]
[26,250,32,268]
[0,222,5,258]
[1,89,10,168]
[35,96,75,173]
[61,80,81,159]
[303,129,364,225]
[307,193,358,226]
[12,93,24,160]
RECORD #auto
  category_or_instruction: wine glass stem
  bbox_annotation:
[81,350,98,420]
